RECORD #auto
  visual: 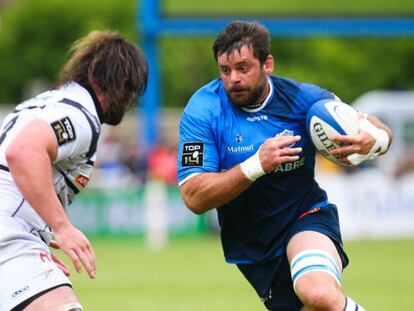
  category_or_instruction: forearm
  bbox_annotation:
[180,165,252,214]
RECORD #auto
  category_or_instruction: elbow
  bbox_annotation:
[5,144,22,168]
[183,197,208,215]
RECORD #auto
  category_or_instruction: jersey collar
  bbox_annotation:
[242,77,274,113]
[58,82,103,123]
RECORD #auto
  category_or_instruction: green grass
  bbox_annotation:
[61,236,414,311]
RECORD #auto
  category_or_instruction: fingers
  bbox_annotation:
[51,253,70,276]
[330,133,375,156]
[68,244,96,279]
[330,144,356,156]
[75,246,96,279]
[49,240,60,249]
[274,135,301,148]
[54,227,96,279]
[330,134,360,145]
[260,136,302,172]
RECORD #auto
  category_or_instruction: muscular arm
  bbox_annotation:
[180,135,302,214]
[6,119,67,227]
[180,165,252,214]
[6,118,96,278]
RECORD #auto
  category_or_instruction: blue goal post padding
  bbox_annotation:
[137,0,414,149]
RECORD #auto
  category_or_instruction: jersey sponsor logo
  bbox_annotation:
[51,117,76,146]
[274,157,306,173]
[11,285,29,298]
[246,115,268,122]
[182,142,204,166]
[227,144,254,153]
[75,174,90,188]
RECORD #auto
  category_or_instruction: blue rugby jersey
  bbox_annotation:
[177,75,336,264]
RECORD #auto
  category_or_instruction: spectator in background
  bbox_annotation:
[147,139,178,185]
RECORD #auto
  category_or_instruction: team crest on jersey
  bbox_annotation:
[235,133,243,143]
[275,129,295,148]
[51,117,76,146]
[182,142,203,167]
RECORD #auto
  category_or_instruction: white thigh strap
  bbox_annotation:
[290,249,341,289]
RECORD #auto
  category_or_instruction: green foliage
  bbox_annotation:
[0,0,413,107]
[63,237,414,310]
[161,36,414,106]
[164,0,414,15]
[0,0,136,102]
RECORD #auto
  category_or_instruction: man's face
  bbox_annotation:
[217,45,272,108]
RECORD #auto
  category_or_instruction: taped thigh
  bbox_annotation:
[290,249,341,290]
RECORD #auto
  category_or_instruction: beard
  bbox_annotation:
[227,75,268,108]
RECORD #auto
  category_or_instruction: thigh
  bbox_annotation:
[286,231,342,270]
[0,217,71,311]
[286,231,343,302]
[22,285,79,311]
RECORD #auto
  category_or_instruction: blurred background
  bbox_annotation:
[0,0,413,310]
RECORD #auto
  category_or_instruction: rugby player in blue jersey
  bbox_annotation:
[177,21,392,311]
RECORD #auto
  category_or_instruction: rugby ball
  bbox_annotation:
[306,99,359,166]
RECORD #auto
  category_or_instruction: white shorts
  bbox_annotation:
[0,216,71,311]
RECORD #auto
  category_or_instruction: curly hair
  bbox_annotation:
[58,30,148,124]
[212,21,270,65]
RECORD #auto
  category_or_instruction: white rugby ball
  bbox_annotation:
[306,99,359,166]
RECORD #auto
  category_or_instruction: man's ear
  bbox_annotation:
[263,55,274,75]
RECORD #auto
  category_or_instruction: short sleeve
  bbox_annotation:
[39,106,93,163]
[177,109,220,185]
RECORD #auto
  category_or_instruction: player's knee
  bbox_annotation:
[299,285,340,310]
[57,302,83,311]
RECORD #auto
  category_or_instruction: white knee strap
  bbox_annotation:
[57,302,83,311]
[290,249,341,290]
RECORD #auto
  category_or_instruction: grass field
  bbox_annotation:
[61,236,414,310]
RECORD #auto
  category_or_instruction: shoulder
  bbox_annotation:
[272,75,335,113]
[182,79,223,122]
[274,75,334,102]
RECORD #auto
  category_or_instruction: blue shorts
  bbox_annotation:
[236,204,349,311]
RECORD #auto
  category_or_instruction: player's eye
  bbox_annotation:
[220,67,231,75]
[239,65,249,73]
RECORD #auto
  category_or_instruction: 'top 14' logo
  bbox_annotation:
[181,142,204,167]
